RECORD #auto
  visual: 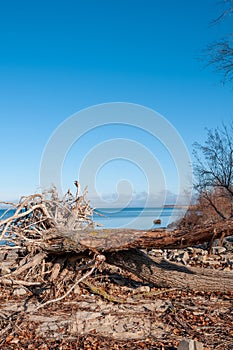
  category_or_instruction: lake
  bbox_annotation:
[93,207,184,229]
[0,207,185,231]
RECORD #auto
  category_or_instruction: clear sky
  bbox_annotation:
[0,0,232,206]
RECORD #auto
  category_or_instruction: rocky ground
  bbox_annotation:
[0,236,232,350]
[149,236,233,271]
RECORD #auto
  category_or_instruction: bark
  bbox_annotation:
[105,249,233,293]
[2,221,233,293]
[47,218,233,253]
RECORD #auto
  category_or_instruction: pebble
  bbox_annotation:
[180,251,189,265]
[212,246,226,255]
[149,249,163,256]
[193,248,206,255]
[133,286,150,294]
[197,255,207,263]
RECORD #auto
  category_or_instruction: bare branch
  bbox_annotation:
[204,1,233,85]
[193,123,233,221]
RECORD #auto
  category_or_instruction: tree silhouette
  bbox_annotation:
[193,123,233,220]
[207,0,233,85]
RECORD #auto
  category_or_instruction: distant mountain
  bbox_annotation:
[88,190,192,208]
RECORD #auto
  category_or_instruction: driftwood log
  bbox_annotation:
[1,224,233,293]
[52,218,233,252]
[0,186,233,302]
[36,220,233,293]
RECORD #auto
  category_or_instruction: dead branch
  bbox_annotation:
[10,253,46,277]
[0,183,232,301]
[0,184,94,246]
[34,260,98,311]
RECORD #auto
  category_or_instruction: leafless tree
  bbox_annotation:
[207,0,233,85]
[193,123,233,220]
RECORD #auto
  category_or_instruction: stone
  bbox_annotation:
[180,251,189,265]
[177,249,186,256]
[193,248,205,255]
[178,339,203,350]
[197,255,207,263]
[149,249,163,256]
[187,247,194,253]
[223,266,231,271]
[226,257,233,267]
[212,246,226,255]
[167,250,176,260]
[206,260,221,266]
[134,285,150,293]
[224,241,233,251]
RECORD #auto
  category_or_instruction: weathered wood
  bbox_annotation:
[105,249,233,292]
[47,219,233,253]
[41,221,233,292]
[10,253,46,276]
[1,219,233,293]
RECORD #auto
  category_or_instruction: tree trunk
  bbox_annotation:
[48,218,233,253]
[105,249,233,293]
[42,221,233,292]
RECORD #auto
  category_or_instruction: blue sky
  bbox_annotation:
[0,0,232,206]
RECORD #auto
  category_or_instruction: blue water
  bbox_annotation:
[0,207,185,231]
[93,207,184,229]
[0,209,16,245]
[0,209,15,220]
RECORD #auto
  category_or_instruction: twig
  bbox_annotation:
[0,323,12,338]
[33,262,98,311]
[0,204,53,240]
[0,253,46,283]
[11,253,46,277]
[0,278,42,286]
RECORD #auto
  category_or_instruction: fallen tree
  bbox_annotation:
[0,183,232,306]
[105,249,233,293]
[55,218,233,252]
